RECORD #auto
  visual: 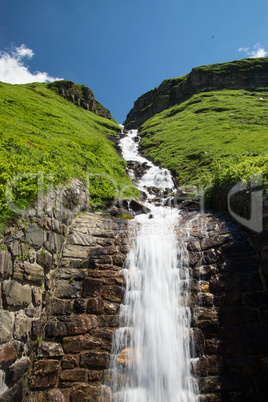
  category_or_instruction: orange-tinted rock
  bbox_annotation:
[116,348,135,365]
[0,344,17,368]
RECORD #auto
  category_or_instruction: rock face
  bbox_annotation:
[0,179,130,401]
[1,177,268,400]
[47,80,114,120]
[124,57,268,128]
[182,211,268,401]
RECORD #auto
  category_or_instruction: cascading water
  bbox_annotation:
[102,130,198,401]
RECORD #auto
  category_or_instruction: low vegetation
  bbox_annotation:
[0,81,139,230]
[139,89,268,191]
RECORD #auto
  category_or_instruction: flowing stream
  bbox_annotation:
[103,130,198,401]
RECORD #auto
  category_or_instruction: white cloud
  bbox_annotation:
[238,43,268,58]
[0,44,62,84]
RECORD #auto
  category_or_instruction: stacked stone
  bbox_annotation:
[181,211,268,401]
[28,212,129,401]
[1,177,268,401]
[0,180,93,400]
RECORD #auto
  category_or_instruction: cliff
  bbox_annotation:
[0,182,268,400]
[47,80,114,121]
[124,57,268,128]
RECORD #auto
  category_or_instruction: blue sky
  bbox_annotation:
[0,0,268,123]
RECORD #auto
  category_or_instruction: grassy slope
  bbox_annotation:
[0,81,139,226]
[139,89,268,189]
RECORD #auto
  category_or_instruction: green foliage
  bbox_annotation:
[192,57,268,74]
[36,335,42,344]
[116,213,134,219]
[0,82,139,227]
[209,154,268,188]
[139,89,268,189]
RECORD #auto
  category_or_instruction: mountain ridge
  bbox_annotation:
[124,57,268,128]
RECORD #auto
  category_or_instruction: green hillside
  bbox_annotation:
[0,81,139,228]
[139,88,268,191]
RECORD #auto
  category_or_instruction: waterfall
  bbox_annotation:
[102,130,198,401]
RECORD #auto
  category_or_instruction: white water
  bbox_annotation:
[120,130,174,199]
[103,130,198,401]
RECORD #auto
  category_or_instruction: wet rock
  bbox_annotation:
[80,350,110,369]
[116,348,136,365]
[86,297,104,315]
[73,298,86,314]
[101,285,124,303]
[98,315,119,328]
[82,278,103,298]
[128,199,151,215]
[194,356,223,377]
[190,328,205,357]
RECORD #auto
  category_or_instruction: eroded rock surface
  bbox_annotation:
[1,179,268,401]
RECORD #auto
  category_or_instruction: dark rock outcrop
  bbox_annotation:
[183,211,268,401]
[124,57,268,128]
[47,80,114,120]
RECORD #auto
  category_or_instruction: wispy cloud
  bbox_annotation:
[238,43,268,58]
[0,44,62,84]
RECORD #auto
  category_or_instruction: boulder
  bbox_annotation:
[128,200,151,215]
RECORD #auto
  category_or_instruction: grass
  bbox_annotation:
[138,89,268,189]
[0,81,139,230]
[125,57,268,129]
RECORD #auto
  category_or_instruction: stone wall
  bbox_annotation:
[182,210,268,401]
[0,180,130,401]
[1,178,268,401]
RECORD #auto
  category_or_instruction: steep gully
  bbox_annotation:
[102,129,268,401]
[102,129,198,401]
